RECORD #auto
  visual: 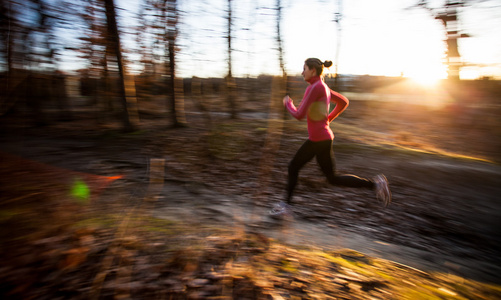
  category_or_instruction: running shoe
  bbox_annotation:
[269,201,293,219]
[374,174,391,207]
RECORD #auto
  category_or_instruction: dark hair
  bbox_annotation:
[305,58,333,76]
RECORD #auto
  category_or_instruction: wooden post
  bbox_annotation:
[147,158,165,201]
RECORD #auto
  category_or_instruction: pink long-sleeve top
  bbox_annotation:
[285,76,349,142]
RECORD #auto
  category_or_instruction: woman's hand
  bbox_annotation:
[283,95,291,106]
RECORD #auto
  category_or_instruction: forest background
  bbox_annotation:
[1,0,501,299]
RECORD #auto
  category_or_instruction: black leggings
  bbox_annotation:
[286,139,374,204]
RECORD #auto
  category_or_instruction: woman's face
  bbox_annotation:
[302,63,316,82]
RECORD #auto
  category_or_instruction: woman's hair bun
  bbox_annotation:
[323,60,333,68]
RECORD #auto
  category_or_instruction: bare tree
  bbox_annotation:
[143,0,186,127]
[226,0,237,119]
[333,0,343,90]
[276,0,288,120]
[276,0,286,79]
[103,0,139,132]
[163,0,186,127]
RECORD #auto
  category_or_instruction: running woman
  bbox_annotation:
[271,58,391,217]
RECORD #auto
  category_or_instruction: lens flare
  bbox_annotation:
[71,178,90,204]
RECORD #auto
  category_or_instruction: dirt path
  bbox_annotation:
[138,172,501,285]
[1,108,500,287]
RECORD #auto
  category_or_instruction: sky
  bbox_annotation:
[106,0,501,80]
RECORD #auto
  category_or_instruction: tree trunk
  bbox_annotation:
[103,0,139,132]
[276,0,288,120]
[226,0,237,119]
[162,0,186,127]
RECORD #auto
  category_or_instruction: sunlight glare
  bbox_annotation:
[408,73,440,87]
[460,68,480,80]
[405,67,446,87]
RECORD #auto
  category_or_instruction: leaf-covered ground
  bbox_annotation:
[1,96,501,299]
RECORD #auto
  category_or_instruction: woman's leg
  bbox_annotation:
[316,140,373,188]
[286,140,317,204]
